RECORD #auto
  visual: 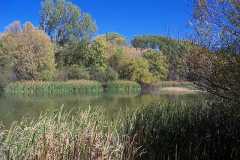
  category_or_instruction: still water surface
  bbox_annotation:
[0,93,201,127]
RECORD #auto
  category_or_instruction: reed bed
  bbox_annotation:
[1,99,239,160]
[4,80,103,96]
[123,101,240,160]
[0,108,140,160]
[105,81,141,95]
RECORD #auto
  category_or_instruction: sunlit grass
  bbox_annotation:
[4,80,103,96]
[0,107,139,160]
[1,99,239,160]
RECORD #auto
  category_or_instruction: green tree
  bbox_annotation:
[124,57,155,84]
[95,33,126,61]
[56,40,107,69]
[131,36,190,80]
[89,40,107,69]
[96,32,126,46]
[40,0,96,45]
[143,50,169,80]
[1,21,55,81]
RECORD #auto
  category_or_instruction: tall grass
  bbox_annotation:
[105,81,141,95]
[1,100,239,160]
[123,101,240,160]
[0,108,140,160]
[4,80,103,96]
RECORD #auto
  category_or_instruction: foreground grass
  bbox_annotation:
[1,100,240,160]
[124,101,240,160]
[0,108,139,160]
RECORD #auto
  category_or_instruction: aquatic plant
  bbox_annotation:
[105,81,141,95]
[4,80,103,96]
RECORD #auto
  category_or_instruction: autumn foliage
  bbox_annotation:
[1,21,55,81]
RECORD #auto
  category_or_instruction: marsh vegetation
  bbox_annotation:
[0,0,240,159]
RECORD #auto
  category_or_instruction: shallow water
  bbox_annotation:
[0,93,203,127]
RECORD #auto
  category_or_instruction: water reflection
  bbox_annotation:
[0,93,203,127]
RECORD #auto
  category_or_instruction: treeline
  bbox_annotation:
[0,0,194,91]
[1,0,239,105]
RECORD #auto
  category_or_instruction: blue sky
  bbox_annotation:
[0,0,193,39]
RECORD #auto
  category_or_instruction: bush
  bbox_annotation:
[90,67,118,82]
[55,68,68,81]
[104,67,119,82]
[67,65,90,80]
[0,41,15,92]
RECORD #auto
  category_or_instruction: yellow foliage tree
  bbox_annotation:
[1,21,55,80]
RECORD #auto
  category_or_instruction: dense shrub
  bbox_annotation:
[0,41,15,92]
[55,66,90,81]
[104,67,119,82]
[67,65,90,80]
[55,68,69,81]
[90,67,118,82]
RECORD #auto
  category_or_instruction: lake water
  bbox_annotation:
[0,93,202,127]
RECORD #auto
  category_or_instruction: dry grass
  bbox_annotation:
[158,87,198,95]
[0,108,140,160]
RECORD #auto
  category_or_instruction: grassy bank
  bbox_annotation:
[4,80,103,96]
[151,81,196,89]
[105,80,141,95]
[4,80,197,96]
[142,81,197,94]
[1,101,240,160]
